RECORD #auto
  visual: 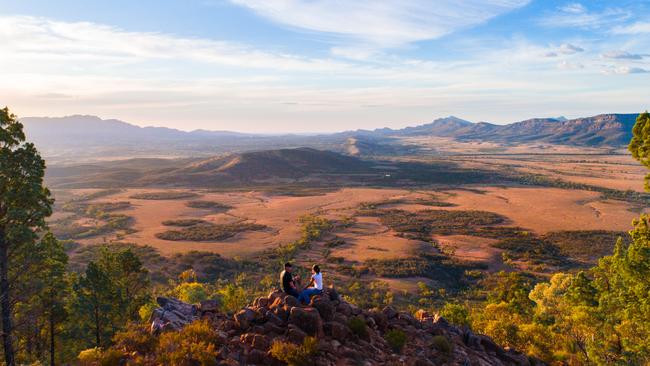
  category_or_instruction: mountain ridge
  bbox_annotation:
[20,113,640,160]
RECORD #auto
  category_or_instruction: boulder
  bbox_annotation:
[337,302,353,316]
[150,297,198,332]
[324,321,349,342]
[368,310,388,331]
[251,334,270,351]
[199,299,220,313]
[310,295,335,321]
[382,306,398,319]
[253,296,269,308]
[246,349,268,365]
[289,307,324,337]
[284,295,300,308]
[234,308,257,330]
[287,324,307,344]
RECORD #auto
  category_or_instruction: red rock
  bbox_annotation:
[234,308,256,330]
[289,307,324,337]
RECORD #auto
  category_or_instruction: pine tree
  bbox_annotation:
[0,107,53,366]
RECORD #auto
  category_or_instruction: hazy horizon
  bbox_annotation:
[1,0,649,133]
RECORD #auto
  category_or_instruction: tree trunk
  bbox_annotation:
[49,310,55,366]
[94,305,100,347]
[0,233,15,366]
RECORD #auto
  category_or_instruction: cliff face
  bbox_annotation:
[152,289,543,366]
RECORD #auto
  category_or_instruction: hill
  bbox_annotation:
[45,148,377,188]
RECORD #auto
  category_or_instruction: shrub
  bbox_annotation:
[186,200,232,211]
[130,191,199,200]
[269,336,318,366]
[138,301,158,321]
[156,222,266,241]
[175,282,208,303]
[216,283,247,313]
[162,219,208,227]
[78,347,124,366]
[385,329,407,353]
[348,317,369,339]
[431,335,453,354]
[157,320,222,366]
[440,303,471,327]
[112,323,157,354]
[77,348,102,365]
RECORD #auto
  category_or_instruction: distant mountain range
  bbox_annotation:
[20,113,639,160]
[363,114,637,146]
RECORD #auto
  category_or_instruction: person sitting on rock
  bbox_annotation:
[298,264,323,305]
[281,262,300,298]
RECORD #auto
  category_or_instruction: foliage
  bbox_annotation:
[341,281,393,309]
[129,191,199,200]
[216,283,248,313]
[70,246,150,349]
[629,111,650,190]
[112,323,157,355]
[186,200,232,212]
[157,320,222,366]
[162,218,208,227]
[275,214,331,261]
[385,329,407,353]
[175,282,208,303]
[430,335,452,355]
[77,347,123,366]
[269,336,318,366]
[439,303,470,327]
[347,317,369,339]
[156,222,266,241]
[0,107,54,365]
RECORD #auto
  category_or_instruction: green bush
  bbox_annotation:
[112,323,157,354]
[269,336,318,366]
[162,219,208,227]
[431,335,452,355]
[440,303,471,327]
[175,282,208,303]
[130,191,199,200]
[157,320,221,366]
[77,347,124,366]
[186,200,232,211]
[348,317,369,339]
[385,329,407,353]
[156,222,266,241]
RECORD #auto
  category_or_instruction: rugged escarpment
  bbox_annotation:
[150,289,542,366]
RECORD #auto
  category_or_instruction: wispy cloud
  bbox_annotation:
[603,66,650,74]
[228,0,529,55]
[539,3,629,29]
[0,13,647,132]
[601,51,645,60]
[612,22,650,34]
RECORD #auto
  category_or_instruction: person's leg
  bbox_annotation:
[299,288,320,304]
[287,288,299,298]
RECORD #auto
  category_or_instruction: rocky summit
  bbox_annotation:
[151,288,542,365]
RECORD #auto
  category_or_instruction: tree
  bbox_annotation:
[0,107,53,365]
[72,246,150,348]
[39,233,69,366]
[628,111,650,190]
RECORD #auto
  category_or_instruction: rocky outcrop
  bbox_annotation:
[151,290,543,365]
[150,297,199,332]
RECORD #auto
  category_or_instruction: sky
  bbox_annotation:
[0,0,649,133]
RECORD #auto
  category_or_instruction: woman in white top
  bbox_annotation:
[298,264,323,305]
